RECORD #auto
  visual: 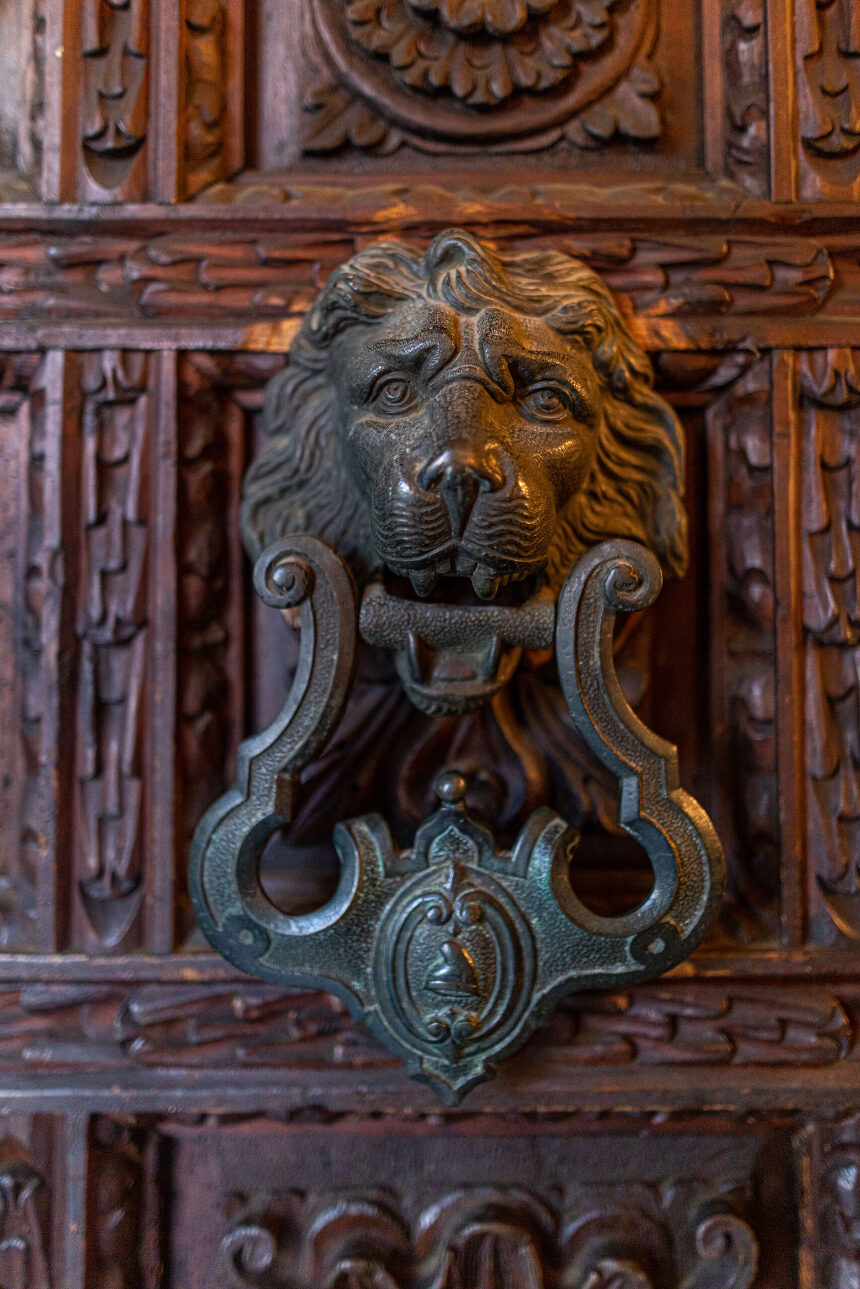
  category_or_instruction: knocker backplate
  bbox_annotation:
[190,534,724,1103]
[191,230,724,1102]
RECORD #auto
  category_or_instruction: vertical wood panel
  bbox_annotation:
[151,0,181,202]
[766,0,799,199]
[0,381,34,949]
[148,349,178,953]
[60,1113,88,1289]
[706,360,780,940]
[771,349,806,947]
[68,352,150,954]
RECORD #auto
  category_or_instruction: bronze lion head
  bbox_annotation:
[242,230,687,714]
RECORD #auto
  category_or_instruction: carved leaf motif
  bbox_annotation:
[819,1128,860,1287]
[87,1117,151,1289]
[0,355,52,951]
[705,360,778,939]
[565,62,661,147]
[81,0,149,191]
[800,349,860,938]
[578,1262,653,1289]
[0,1137,50,1289]
[215,1185,760,1289]
[722,0,768,196]
[344,0,618,106]
[407,0,556,37]
[425,1229,545,1288]
[74,351,150,951]
[220,1223,278,1287]
[183,0,228,195]
[19,0,46,192]
[302,77,402,153]
[799,0,860,186]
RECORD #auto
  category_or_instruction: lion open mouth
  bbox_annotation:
[359,567,555,716]
[384,568,540,609]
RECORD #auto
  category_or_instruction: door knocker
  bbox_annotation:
[190,230,724,1103]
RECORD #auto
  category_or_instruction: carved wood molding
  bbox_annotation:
[180,0,244,200]
[19,0,245,203]
[797,0,860,200]
[0,227,848,359]
[80,0,150,199]
[814,1112,860,1287]
[799,348,860,945]
[0,980,854,1079]
[706,359,779,943]
[0,1125,52,1289]
[218,1183,758,1288]
[0,353,66,955]
[7,1107,855,1287]
[722,0,768,198]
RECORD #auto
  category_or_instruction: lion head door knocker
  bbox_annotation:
[190,230,725,1103]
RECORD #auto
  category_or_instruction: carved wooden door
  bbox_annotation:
[0,2,857,1286]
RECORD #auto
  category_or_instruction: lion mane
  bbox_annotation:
[241,229,688,588]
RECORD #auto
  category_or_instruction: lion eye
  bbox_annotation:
[373,377,416,413]
[523,385,571,420]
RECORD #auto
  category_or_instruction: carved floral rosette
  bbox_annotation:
[303,0,662,153]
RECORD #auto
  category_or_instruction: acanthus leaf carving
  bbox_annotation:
[216,1185,759,1289]
[706,360,778,940]
[818,1116,860,1289]
[681,1214,757,1289]
[563,60,661,149]
[73,351,150,952]
[0,981,854,1075]
[304,0,661,153]
[798,0,860,191]
[81,0,149,193]
[722,0,769,197]
[343,0,617,106]
[182,0,229,197]
[0,231,835,324]
[0,354,56,953]
[0,1136,51,1289]
[302,75,402,156]
[800,348,860,941]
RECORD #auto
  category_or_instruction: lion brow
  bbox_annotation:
[365,326,458,356]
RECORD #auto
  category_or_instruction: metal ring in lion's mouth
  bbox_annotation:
[358,577,556,715]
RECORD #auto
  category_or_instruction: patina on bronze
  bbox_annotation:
[190,230,724,1102]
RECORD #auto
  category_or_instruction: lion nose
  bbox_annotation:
[417,448,503,538]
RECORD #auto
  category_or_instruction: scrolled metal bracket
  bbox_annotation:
[190,536,724,1103]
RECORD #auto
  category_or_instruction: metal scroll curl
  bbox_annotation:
[554,539,725,971]
[190,537,725,1103]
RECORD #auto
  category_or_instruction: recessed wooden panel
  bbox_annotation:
[163,1117,792,1289]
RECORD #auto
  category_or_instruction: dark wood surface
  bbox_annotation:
[0,0,857,1284]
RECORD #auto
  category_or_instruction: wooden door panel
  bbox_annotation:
[0,0,857,1283]
[167,1118,790,1288]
